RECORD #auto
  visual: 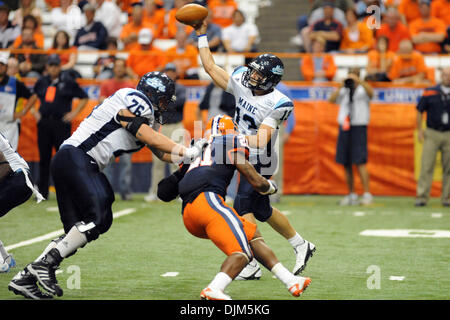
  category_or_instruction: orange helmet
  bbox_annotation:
[206,114,236,137]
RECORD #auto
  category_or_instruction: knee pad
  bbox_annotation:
[75,221,100,242]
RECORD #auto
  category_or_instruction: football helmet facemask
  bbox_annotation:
[241,53,284,91]
[137,71,176,124]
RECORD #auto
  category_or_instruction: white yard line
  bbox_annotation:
[5,208,137,251]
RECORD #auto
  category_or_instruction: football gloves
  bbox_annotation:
[184,138,208,162]
[260,180,278,195]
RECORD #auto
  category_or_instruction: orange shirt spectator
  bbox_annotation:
[398,0,421,25]
[409,1,447,54]
[409,16,446,53]
[12,32,44,48]
[431,0,450,25]
[117,0,135,14]
[120,2,156,50]
[340,10,374,53]
[165,30,199,79]
[366,36,396,82]
[209,0,238,28]
[375,8,411,52]
[300,37,336,81]
[143,0,166,39]
[45,0,60,9]
[126,28,167,77]
[388,41,427,83]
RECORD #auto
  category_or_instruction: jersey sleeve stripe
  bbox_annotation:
[232,66,247,76]
[274,101,294,110]
[78,118,122,153]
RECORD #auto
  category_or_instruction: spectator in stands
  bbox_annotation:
[142,0,165,39]
[14,27,47,77]
[366,36,395,81]
[339,8,374,53]
[398,0,421,25]
[300,36,337,81]
[443,27,450,53]
[11,14,44,49]
[100,58,135,201]
[51,0,84,40]
[308,0,347,28]
[49,29,80,79]
[7,56,19,77]
[0,2,20,48]
[388,39,427,84]
[126,28,166,78]
[222,9,259,63]
[94,0,122,39]
[165,29,199,79]
[356,0,386,19]
[32,54,89,199]
[415,67,450,207]
[12,0,42,28]
[187,8,222,52]
[328,67,374,206]
[431,0,450,26]
[208,0,238,28]
[161,0,193,39]
[119,1,154,50]
[375,7,410,52]
[409,0,446,54]
[93,37,117,79]
[303,1,344,53]
[73,3,108,50]
[145,63,186,202]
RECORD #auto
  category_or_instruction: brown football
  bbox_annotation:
[175,3,208,25]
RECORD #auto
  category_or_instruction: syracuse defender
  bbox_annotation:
[8,72,207,299]
[192,20,316,279]
[157,115,312,300]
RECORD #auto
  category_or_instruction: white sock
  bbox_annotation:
[208,272,232,291]
[54,226,88,258]
[271,262,297,288]
[35,240,59,262]
[288,233,305,248]
[0,240,9,261]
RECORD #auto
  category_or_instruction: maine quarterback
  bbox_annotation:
[193,20,316,279]
[8,72,207,299]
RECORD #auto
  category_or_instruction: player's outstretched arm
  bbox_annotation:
[194,20,230,91]
[233,151,277,195]
[117,109,203,161]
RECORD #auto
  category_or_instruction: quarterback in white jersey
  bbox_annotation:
[193,21,316,279]
[9,72,207,299]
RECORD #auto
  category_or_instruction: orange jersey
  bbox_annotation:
[142,8,166,39]
[388,51,426,80]
[367,50,396,72]
[300,54,336,81]
[126,45,167,77]
[119,21,156,50]
[431,0,450,25]
[12,32,44,49]
[340,22,374,51]
[208,0,238,28]
[409,17,447,53]
[398,0,421,25]
[165,44,199,79]
[182,192,256,258]
[375,22,411,52]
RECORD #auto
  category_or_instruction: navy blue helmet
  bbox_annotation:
[241,53,284,91]
[137,71,176,123]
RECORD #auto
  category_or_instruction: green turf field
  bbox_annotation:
[0,194,449,300]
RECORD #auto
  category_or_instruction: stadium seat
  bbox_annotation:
[153,39,177,51]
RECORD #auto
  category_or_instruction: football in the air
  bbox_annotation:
[175,3,208,26]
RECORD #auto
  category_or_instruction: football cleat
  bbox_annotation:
[288,276,311,297]
[200,287,232,300]
[26,249,63,297]
[8,270,53,300]
[235,259,262,280]
[293,240,316,275]
[339,193,359,206]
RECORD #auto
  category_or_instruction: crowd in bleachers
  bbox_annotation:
[0,0,261,80]
[294,0,450,84]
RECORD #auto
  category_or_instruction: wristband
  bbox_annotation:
[198,34,209,49]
